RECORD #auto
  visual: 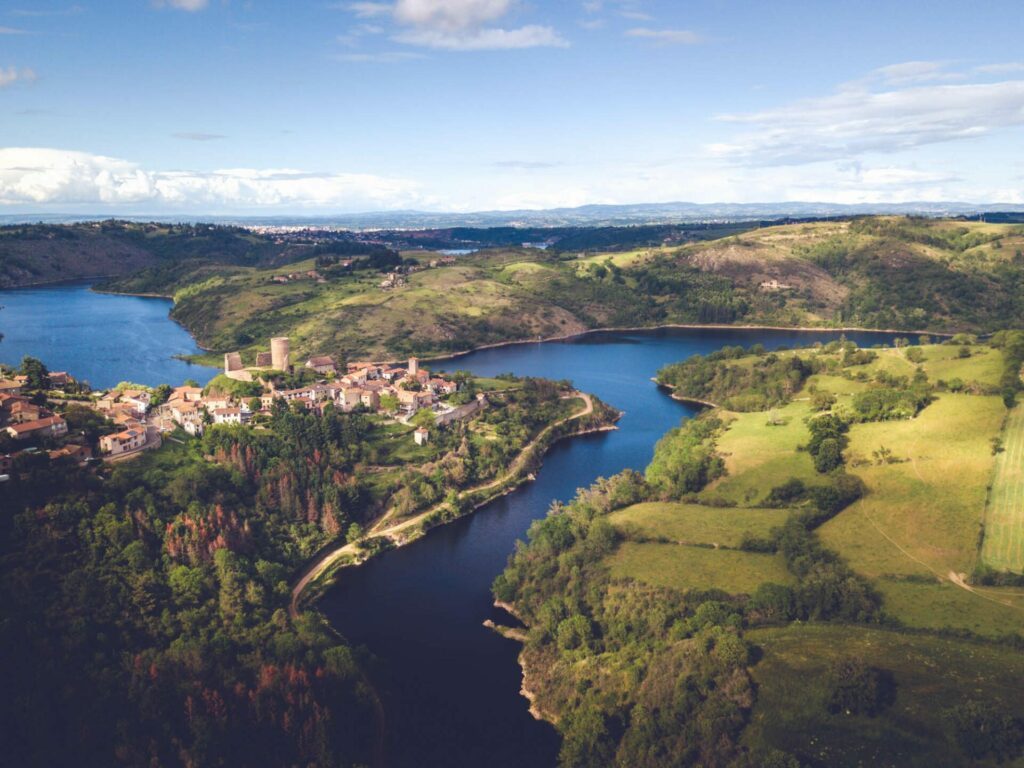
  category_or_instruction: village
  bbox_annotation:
[0,336,477,479]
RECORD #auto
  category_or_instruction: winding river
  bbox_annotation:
[1,283,906,766]
[319,327,905,768]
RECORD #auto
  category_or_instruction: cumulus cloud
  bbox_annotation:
[709,65,1024,166]
[342,0,567,51]
[0,66,37,88]
[0,148,423,210]
[626,27,700,45]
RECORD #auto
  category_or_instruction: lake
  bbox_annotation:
[0,282,216,389]
[317,326,905,768]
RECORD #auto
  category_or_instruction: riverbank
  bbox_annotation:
[289,394,618,617]
[423,322,955,367]
[650,378,720,409]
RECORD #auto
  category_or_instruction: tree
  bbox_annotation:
[345,522,364,544]
[411,408,436,429]
[814,437,843,473]
[825,656,889,716]
[20,356,49,390]
[151,383,172,406]
[379,393,399,414]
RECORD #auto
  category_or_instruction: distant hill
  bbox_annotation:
[96,216,1024,363]
[2,201,1023,230]
[0,220,301,289]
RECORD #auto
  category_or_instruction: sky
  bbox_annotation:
[1,0,1023,214]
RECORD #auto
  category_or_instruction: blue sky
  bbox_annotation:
[1,0,1023,213]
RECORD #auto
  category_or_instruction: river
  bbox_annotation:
[0,283,905,765]
[0,282,215,389]
[317,327,905,768]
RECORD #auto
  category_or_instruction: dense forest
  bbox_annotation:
[1,404,382,766]
[0,371,608,766]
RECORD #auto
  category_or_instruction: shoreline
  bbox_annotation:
[651,378,721,409]
[83,282,956,370]
[418,322,956,368]
[289,405,619,615]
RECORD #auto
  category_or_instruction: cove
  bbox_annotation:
[0,282,216,389]
[317,327,906,768]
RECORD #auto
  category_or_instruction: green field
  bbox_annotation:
[704,401,824,505]
[609,501,789,547]
[819,392,1005,579]
[744,624,1024,767]
[607,542,793,594]
[983,405,1024,572]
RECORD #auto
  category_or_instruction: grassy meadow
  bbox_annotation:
[607,542,793,594]
[983,405,1024,572]
[744,624,1024,767]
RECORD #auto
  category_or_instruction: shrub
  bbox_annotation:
[824,656,891,716]
[944,700,1024,761]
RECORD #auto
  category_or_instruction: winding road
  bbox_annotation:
[288,392,597,618]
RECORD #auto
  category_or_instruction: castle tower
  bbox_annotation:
[408,357,419,376]
[224,352,243,373]
[271,337,290,371]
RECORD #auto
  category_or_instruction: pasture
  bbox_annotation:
[609,502,789,548]
[982,405,1024,572]
[744,624,1024,767]
[607,542,792,594]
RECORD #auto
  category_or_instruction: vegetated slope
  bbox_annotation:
[111,216,1024,364]
[493,335,1024,768]
[0,374,594,766]
[0,220,305,289]
[665,217,1024,331]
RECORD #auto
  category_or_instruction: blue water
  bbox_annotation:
[0,282,216,389]
[318,327,905,768]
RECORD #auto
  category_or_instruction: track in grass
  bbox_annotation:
[983,406,1024,572]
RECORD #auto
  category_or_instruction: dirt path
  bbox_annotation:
[289,392,596,618]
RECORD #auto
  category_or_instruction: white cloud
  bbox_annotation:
[342,0,568,51]
[0,66,37,88]
[0,148,424,210]
[394,24,566,50]
[155,0,209,11]
[626,27,700,45]
[10,5,84,16]
[345,2,392,17]
[0,26,28,34]
[393,0,512,30]
[172,132,226,141]
[333,50,424,62]
[709,68,1024,166]
[860,60,963,87]
[976,62,1024,75]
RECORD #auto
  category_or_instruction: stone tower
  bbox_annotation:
[408,356,419,376]
[271,337,290,371]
